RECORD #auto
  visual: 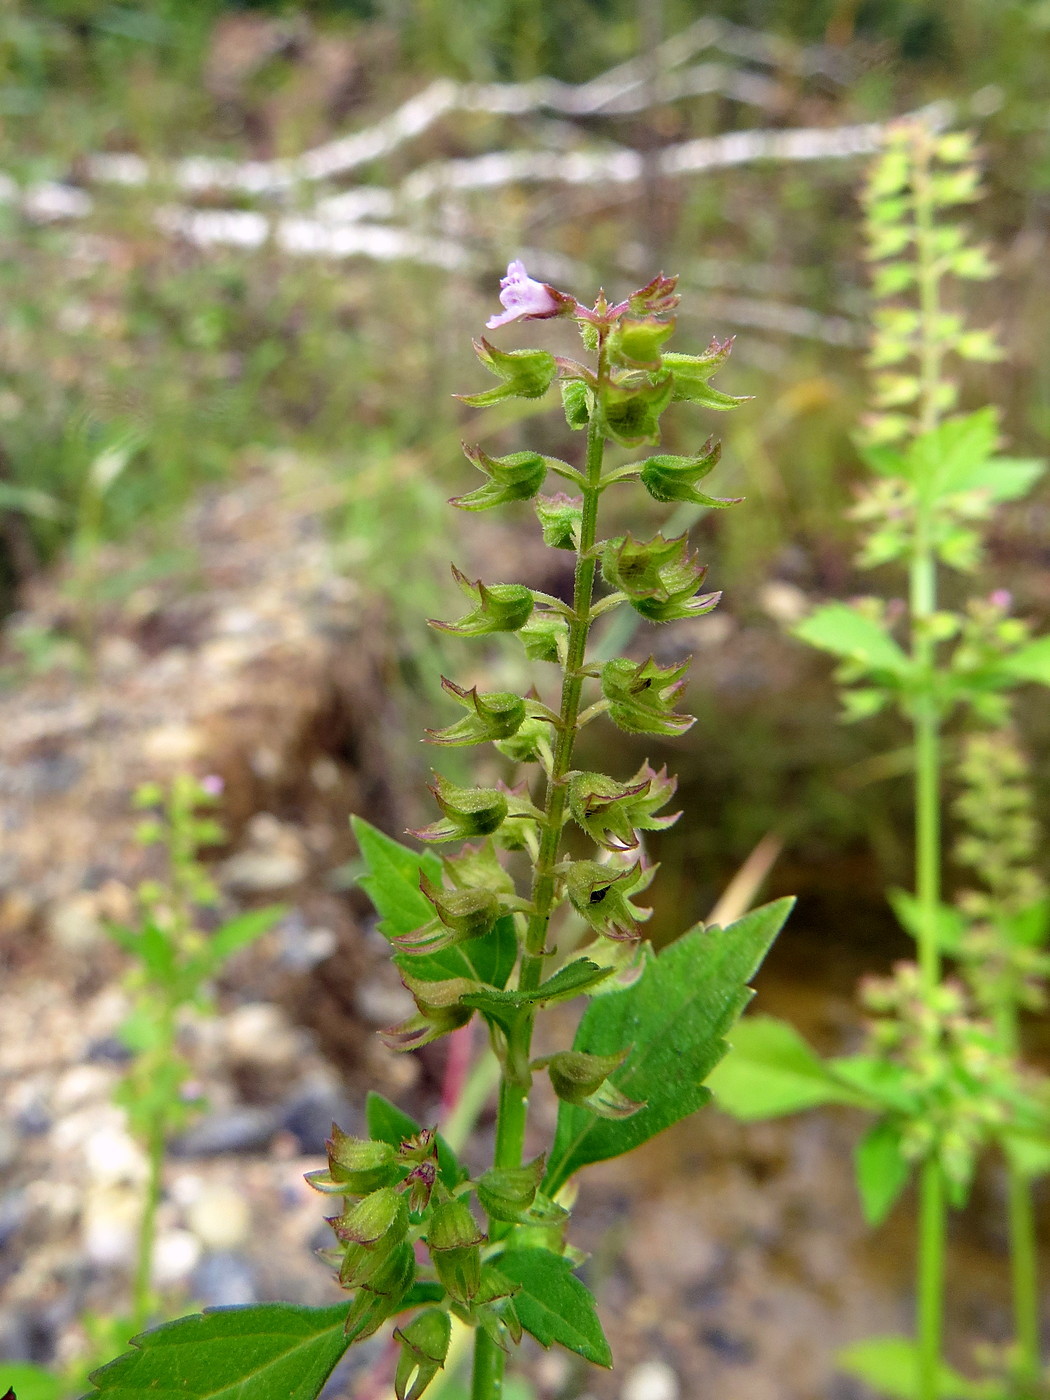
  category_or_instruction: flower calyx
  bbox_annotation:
[602,532,720,623]
[542,1048,644,1119]
[635,438,741,508]
[600,656,694,736]
[663,339,747,410]
[305,1127,401,1197]
[426,1198,487,1304]
[567,764,679,852]
[380,974,477,1052]
[392,871,503,957]
[457,338,558,408]
[326,1185,411,1295]
[628,272,681,317]
[609,315,677,371]
[342,1241,417,1341]
[430,566,535,637]
[474,1154,568,1225]
[409,773,508,845]
[426,679,527,747]
[599,372,675,447]
[394,1309,452,1400]
[451,445,549,512]
[563,859,654,941]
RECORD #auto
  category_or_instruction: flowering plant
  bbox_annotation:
[82,265,790,1400]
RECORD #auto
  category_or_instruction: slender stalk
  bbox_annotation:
[473,339,610,1400]
[1007,1164,1041,1390]
[132,1112,165,1331]
[910,126,948,1400]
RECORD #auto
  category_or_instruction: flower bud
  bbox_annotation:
[392,875,500,955]
[609,315,676,370]
[451,445,549,511]
[426,679,527,748]
[430,567,534,637]
[427,1199,486,1304]
[627,272,680,317]
[394,1309,452,1400]
[638,439,741,508]
[330,1185,408,1250]
[599,372,674,447]
[409,774,508,845]
[534,493,583,551]
[457,337,558,408]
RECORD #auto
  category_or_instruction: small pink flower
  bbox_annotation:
[486,260,572,329]
[200,774,225,797]
[990,589,1012,612]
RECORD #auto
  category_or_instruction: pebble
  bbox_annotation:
[220,848,306,893]
[186,1184,251,1250]
[170,1106,279,1157]
[223,1003,304,1069]
[151,1229,203,1288]
[191,1251,257,1307]
[279,1084,357,1155]
[46,892,104,952]
[81,1182,141,1268]
[84,1124,148,1185]
[622,1360,680,1400]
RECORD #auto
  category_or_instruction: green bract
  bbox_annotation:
[410,774,509,844]
[426,680,528,746]
[600,656,694,735]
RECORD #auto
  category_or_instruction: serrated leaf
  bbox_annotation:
[351,818,516,988]
[838,1336,981,1399]
[494,1251,611,1368]
[906,408,999,503]
[795,604,910,676]
[198,906,286,969]
[948,456,1045,502]
[544,899,792,1194]
[365,1092,466,1188]
[85,1303,352,1400]
[855,1120,912,1225]
[708,1015,868,1119]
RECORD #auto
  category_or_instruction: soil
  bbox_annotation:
[0,454,1045,1400]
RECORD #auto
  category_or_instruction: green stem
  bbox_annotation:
[916,1156,947,1400]
[1007,1163,1041,1389]
[132,1114,165,1331]
[911,125,948,1400]
[473,343,609,1400]
[471,1327,505,1400]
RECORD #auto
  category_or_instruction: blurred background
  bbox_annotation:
[0,2,1048,1397]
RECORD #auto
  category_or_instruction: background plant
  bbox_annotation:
[710,123,1050,1400]
[0,775,282,1400]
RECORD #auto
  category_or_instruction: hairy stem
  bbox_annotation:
[1007,1164,1041,1388]
[132,1113,165,1331]
[473,343,609,1400]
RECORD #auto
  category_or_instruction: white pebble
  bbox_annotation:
[187,1184,252,1250]
[152,1229,203,1287]
[622,1360,680,1400]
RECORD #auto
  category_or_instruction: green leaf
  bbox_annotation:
[794,604,910,676]
[948,456,1045,503]
[887,890,967,954]
[907,408,999,501]
[1001,635,1050,687]
[365,1092,466,1188]
[1001,1129,1050,1180]
[708,1015,868,1119]
[351,818,516,988]
[0,1362,62,1400]
[494,1250,612,1368]
[200,906,286,969]
[828,1055,916,1114]
[855,1120,912,1225]
[85,1303,353,1400]
[544,899,792,1194]
[838,1336,981,1399]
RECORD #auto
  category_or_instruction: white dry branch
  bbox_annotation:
[0,17,953,345]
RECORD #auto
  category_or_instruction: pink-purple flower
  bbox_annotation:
[486,260,573,329]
